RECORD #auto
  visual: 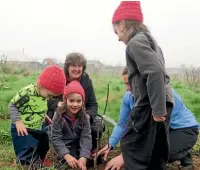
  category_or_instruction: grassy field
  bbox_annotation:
[0,72,200,169]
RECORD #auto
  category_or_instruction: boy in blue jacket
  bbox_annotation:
[99,67,199,170]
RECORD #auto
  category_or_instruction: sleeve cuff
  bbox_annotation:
[80,149,91,159]
[59,149,70,159]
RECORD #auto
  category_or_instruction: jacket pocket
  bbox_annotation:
[130,105,152,132]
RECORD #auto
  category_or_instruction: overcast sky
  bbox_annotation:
[0,0,199,67]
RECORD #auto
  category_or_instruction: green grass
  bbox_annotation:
[0,73,200,169]
[171,81,200,122]
[0,74,37,118]
[0,119,15,168]
[91,74,125,120]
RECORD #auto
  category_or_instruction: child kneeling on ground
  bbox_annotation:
[9,65,66,167]
[51,81,92,170]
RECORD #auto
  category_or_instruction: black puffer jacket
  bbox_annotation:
[47,72,98,121]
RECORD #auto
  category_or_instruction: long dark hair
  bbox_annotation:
[124,20,149,33]
[115,20,150,41]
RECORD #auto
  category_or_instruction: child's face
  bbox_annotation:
[122,74,130,90]
[113,21,129,45]
[122,74,128,85]
[68,63,83,80]
[66,93,83,115]
[39,87,58,99]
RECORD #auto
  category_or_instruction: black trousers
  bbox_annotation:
[120,103,173,170]
[168,127,199,165]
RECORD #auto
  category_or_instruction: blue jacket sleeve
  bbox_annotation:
[109,91,134,148]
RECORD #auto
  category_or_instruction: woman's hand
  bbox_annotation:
[97,144,112,161]
[105,155,124,170]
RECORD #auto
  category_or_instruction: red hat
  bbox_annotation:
[63,81,85,101]
[37,65,66,94]
[112,1,143,23]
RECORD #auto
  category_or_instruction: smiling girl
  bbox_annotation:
[47,53,102,154]
[51,81,92,170]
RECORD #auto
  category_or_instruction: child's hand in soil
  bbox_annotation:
[15,120,28,136]
[97,144,112,161]
[64,154,79,169]
[78,157,87,170]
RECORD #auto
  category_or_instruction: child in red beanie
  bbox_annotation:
[112,1,174,170]
[51,81,92,170]
[9,65,66,167]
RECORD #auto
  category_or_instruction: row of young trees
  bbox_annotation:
[184,66,200,88]
[0,54,7,89]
